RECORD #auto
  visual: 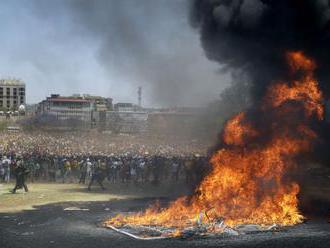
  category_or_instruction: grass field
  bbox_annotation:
[0,181,188,213]
[0,183,134,213]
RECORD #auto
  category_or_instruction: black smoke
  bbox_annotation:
[191,0,330,215]
[191,0,330,100]
[191,0,330,154]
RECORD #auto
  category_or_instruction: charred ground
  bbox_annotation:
[0,180,330,248]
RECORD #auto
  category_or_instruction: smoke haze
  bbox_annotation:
[0,0,230,107]
[65,0,233,107]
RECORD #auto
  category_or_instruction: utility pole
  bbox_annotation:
[138,86,142,107]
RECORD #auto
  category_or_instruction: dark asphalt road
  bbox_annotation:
[1,199,330,248]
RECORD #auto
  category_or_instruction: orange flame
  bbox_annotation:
[105,52,323,233]
[265,52,323,120]
[223,112,258,146]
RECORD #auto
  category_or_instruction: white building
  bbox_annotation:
[0,79,26,111]
[37,94,93,127]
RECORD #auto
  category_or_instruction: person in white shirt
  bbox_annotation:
[2,156,11,183]
[86,158,93,179]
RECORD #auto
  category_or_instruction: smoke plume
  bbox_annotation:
[191,0,330,162]
[63,0,228,106]
[191,0,330,100]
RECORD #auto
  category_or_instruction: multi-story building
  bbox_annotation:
[114,102,139,112]
[80,94,113,111]
[36,94,202,134]
[37,94,93,128]
[37,94,114,128]
[0,79,26,111]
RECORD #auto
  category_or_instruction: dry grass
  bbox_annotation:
[0,183,131,213]
[0,181,187,213]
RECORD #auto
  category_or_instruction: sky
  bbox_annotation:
[0,0,230,107]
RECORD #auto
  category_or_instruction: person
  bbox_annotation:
[0,160,4,182]
[48,157,56,182]
[86,158,92,179]
[171,157,180,182]
[151,156,161,185]
[120,158,130,183]
[62,159,72,183]
[12,157,29,193]
[78,158,87,184]
[71,157,79,181]
[130,163,137,185]
[137,157,145,183]
[87,162,106,191]
[34,160,41,180]
[108,158,118,183]
[184,156,194,185]
[2,156,11,183]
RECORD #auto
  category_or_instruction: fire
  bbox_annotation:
[105,52,323,233]
[223,112,258,146]
[264,51,323,120]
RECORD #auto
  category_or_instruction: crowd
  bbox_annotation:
[1,154,210,188]
[0,132,211,189]
[0,132,208,157]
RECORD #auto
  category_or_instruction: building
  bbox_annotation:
[147,111,199,136]
[80,94,113,111]
[114,102,141,112]
[37,94,94,128]
[96,111,148,133]
[36,94,203,134]
[0,79,26,111]
[36,94,115,128]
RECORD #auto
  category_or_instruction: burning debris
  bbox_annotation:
[105,212,279,239]
[105,52,324,238]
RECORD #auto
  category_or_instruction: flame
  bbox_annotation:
[105,52,323,233]
[223,112,258,146]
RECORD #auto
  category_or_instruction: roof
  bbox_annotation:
[115,103,133,107]
[48,98,91,103]
[149,112,195,116]
[0,79,25,86]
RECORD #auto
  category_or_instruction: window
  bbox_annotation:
[6,88,10,95]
